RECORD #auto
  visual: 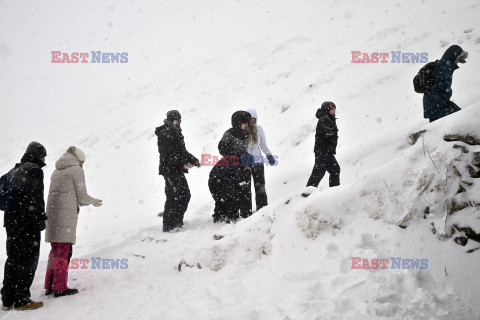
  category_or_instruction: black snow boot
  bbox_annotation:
[54,288,78,298]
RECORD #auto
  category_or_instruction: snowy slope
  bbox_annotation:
[1,0,480,319]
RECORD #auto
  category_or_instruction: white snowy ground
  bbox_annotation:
[1,0,480,319]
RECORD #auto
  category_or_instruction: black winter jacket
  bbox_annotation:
[210,126,252,181]
[423,45,464,119]
[155,120,198,175]
[218,127,249,157]
[314,110,338,154]
[3,155,47,232]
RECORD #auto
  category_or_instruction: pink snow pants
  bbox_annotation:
[44,242,72,291]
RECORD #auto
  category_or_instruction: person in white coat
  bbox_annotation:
[44,147,102,298]
[245,109,276,211]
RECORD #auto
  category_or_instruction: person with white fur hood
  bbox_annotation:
[44,147,102,298]
[245,109,276,211]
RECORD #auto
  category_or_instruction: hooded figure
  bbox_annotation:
[1,142,47,310]
[209,111,253,223]
[155,110,199,232]
[423,45,467,122]
[306,102,340,188]
[45,147,101,244]
[245,108,275,211]
[44,147,102,298]
[2,142,47,231]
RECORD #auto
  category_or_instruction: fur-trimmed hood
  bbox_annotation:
[441,45,464,69]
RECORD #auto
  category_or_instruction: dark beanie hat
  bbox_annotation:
[166,110,181,122]
[321,101,336,112]
[231,111,252,128]
[24,141,47,159]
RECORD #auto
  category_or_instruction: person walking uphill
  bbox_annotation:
[306,102,340,189]
[1,142,47,311]
[245,108,275,211]
[209,111,253,223]
[44,147,102,298]
[156,110,199,232]
[423,45,468,122]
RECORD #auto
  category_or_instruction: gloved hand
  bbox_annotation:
[267,154,276,165]
[92,199,103,207]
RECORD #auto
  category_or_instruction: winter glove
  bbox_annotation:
[267,155,276,165]
[92,199,103,207]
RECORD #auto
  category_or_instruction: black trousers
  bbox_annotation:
[209,172,251,223]
[306,152,340,188]
[163,172,191,232]
[241,170,252,218]
[1,228,41,308]
[251,165,268,211]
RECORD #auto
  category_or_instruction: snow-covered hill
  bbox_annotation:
[1,0,480,319]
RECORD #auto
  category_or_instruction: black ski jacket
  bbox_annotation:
[155,121,198,175]
[423,45,464,119]
[314,110,338,155]
[4,155,47,232]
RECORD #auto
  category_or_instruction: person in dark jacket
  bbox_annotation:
[306,102,340,188]
[423,45,468,122]
[1,142,47,311]
[209,111,253,223]
[155,110,199,232]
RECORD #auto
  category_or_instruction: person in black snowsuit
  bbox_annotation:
[1,142,47,311]
[209,111,253,223]
[155,110,199,232]
[306,102,340,188]
[423,45,468,122]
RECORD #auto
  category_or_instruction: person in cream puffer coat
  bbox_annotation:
[44,147,102,297]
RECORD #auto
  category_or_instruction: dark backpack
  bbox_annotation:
[0,167,20,212]
[0,173,11,211]
[413,60,438,93]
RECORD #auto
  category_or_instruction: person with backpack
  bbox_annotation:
[44,147,102,298]
[420,45,468,122]
[209,111,253,223]
[306,102,340,189]
[245,108,275,211]
[155,110,199,232]
[1,142,48,311]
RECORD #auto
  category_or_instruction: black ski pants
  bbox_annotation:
[306,152,340,188]
[209,171,251,223]
[162,172,191,232]
[251,165,268,211]
[1,228,41,308]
